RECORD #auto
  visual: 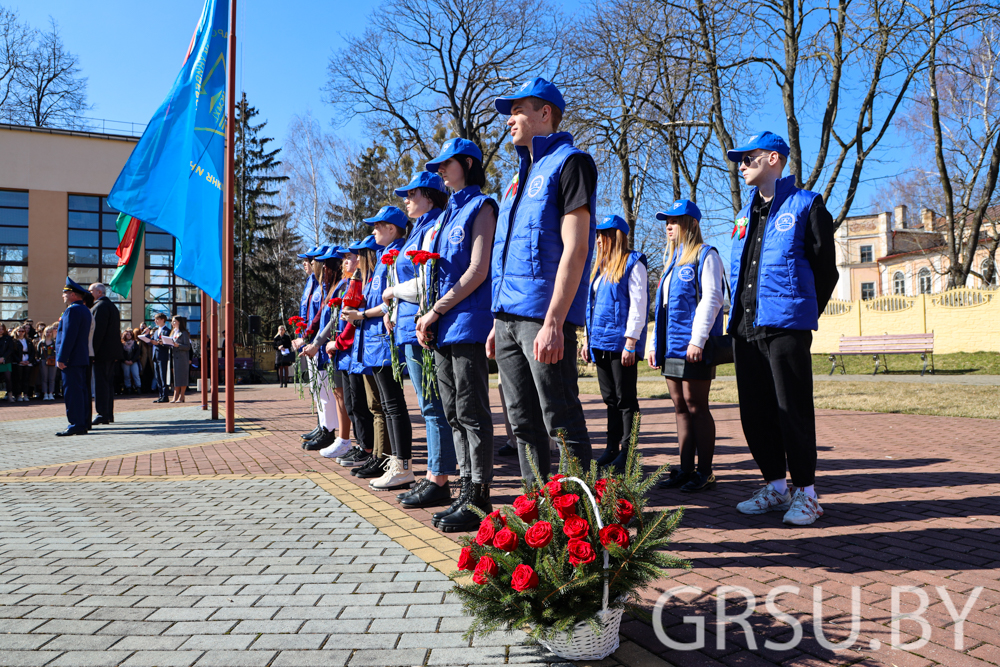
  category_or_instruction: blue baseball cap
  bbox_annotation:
[656,200,702,223]
[494,77,566,116]
[316,245,345,261]
[309,245,332,261]
[394,172,447,197]
[597,214,629,235]
[424,138,483,173]
[363,205,408,229]
[726,131,789,162]
[297,245,320,259]
[63,276,89,296]
[348,235,383,253]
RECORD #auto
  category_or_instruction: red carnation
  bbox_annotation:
[410,250,430,266]
[615,499,636,524]
[562,515,589,539]
[552,493,579,519]
[405,249,419,258]
[567,538,597,566]
[524,521,553,549]
[512,495,538,523]
[544,480,562,497]
[472,555,498,584]
[492,527,518,552]
[475,517,497,546]
[426,252,440,260]
[387,249,400,258]
[511,564,539,592]
[599,524,630,549]
[457,546,477,571]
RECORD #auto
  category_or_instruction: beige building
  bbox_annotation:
[0,123,201,333]
[834,204,996,301]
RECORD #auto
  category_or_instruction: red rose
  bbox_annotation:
[485,510,507,526]
[511,564,539,592]
[457,546,477,571]
[524,521,553,549]
[544,480,562,497]
[599,524,630,549]
[552,493,579,519]
[475,517,497,546]
[615,499,636,524]
[567,538,597,566]
[594,479,609,501]
[550,474,566,482]
[562,515,589,539]
[472,555,498,584]
[493,527,519,552]
[513,495,538,523]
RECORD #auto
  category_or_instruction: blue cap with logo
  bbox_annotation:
[348,235,383,253]
[494,77,566,116]
[297,245,320,259]
[597,214,629,235]
[424,138,484,173]
[656,200,702,223]
[309,244,332,261]
[394,171,447,197]
[726,131,790,162]
[363,206,408,229]
[316,245,345,261]
[63,276,89,296]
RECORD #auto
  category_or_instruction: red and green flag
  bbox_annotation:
[108,213,145,298]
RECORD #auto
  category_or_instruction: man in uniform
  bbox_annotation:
[89,283,124,425]
[55,278,93,436]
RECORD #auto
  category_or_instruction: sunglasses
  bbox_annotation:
[741,153,769,167]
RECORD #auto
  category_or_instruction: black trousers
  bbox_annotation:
[372,366,411,460]
[346,371,374,451]
[733,330,817,488]
[93,360,116,419]
[153,358,170,400]
[593,349,640,450]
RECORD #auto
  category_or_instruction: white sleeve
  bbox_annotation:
[689,250,725,349]
[394,271,420,304]
[624,262,648,342]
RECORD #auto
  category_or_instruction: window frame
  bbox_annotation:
[859,245,874,264]
[861,282,876,300]
[0,189,29,322]
[918,268,932,294]
[892,271,906,295]
[67,195,132,323]
[143,224,201,335]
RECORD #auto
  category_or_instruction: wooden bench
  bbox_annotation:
[829,333,935,376]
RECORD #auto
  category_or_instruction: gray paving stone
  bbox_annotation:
[250,634,326,650]
[270,651,350,667]
[31,619,109,634]
[96,620,172,635]
[399,632,472,648]
[340,605,406,618]
[45,635,125,651]
[24,606,98,620]
[163,620,238,635]
[193,650,276,666]
[298,619,369,634]
[120,651,204,667]
[427,646,507,664]
[84,607,156,621]
[0,618,46,632]
[437,616,473,633]
[406,603,465,617]
[0,633,56,650]
[49,652,135,667]
[369,617,440,633]
[2,653,66,667]
[231,619,303,634]
[208,607,277,620]
[347,648,428,665]
[147,607,216,622]
[179,635,255,650]
[112,636,188,651]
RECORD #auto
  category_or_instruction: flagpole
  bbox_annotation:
[200,290,208,410]
[211,299,219,419]
[224,0,237,433]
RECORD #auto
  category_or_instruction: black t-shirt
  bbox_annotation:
[557,154,597,217]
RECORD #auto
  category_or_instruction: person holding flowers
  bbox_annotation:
[342,209,415,492]
[380,172,459,509]
[415,138,498,533]
[294,245,331,445]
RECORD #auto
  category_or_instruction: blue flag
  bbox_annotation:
[108,0,229,302]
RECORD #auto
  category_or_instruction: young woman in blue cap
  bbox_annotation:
[415,137,498,533]
[582,214,648,472]
[380,172,458,509]
[646,200,725,492]
[342,210,416,492]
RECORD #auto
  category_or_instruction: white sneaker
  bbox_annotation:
[737,483,793,515]
[320,438,352,460]
[369,456,415,491]
[783,489,824,526]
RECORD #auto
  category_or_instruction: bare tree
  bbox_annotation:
[0,6,30,118]
[11,18,88,128]
[284,112,332,246]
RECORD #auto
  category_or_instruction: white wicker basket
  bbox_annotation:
[534,476,623,661]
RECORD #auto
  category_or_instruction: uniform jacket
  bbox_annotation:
[653,244,725,365]
[56,301,93,367]
[586,250,648,358]
[359,238,405,368]
[396,208,442,347]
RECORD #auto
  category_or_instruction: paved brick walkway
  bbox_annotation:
[1,382,998,667]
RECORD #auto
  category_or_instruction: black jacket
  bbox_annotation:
[122,342,141,363]
[0,333,14,365]
[91,296,125,362]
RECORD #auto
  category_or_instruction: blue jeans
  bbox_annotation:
[404,343,457,476]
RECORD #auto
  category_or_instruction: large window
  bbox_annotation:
[144,224,201,334]
[860,245,874,263]
[918,268,932,294]
[861,282,875,300]
[0,190,28,321]
[893,271,906,295]
[67,195,131,323]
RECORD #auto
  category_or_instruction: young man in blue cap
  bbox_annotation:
[487,77,598,482]
[726,131,838,526]
[55,278,94,436]
[297,245,329,443]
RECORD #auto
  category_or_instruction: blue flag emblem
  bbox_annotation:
[108,0,229,302]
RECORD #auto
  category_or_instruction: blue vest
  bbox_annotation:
[55,301,93,367]
[396,208,442,346]
[432,186,496,346]
[492,133,597,327]
[586,251,648,358]
[317,278,348,371]
[328,279,353,373]
[728,176,820,331]
[300,273,317,320]
[653,245,724,364]
[306,275,323,329]
[360,238,405,368]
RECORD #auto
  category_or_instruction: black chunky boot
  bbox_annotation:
[432,477,470,528]
[439,482,491,533]
[400,480,451,509]
[303,429,335,451]
[301,425,322,441]
[595,446,620,467]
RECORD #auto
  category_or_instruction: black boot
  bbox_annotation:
[303,428,335,451]
[596,446,620,467]
[439,481,491,533]
[354,456,389,479]
[400,480,451,509]
[432,477,471,527]
[301,425,322,441]
[397,478,430,502]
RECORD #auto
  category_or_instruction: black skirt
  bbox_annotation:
[660,357,716,381]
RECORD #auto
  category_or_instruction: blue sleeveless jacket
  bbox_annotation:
[306,276,323,330]
[728,176,820,331]
[317,278,348,371]
[360,238,405,368]
[492,132,597,327]
[586,251,648,358]
[395,208,442,346]
[653,244,724,364]
[432,186,496,346]
[300,273,317,320]
[325,279,353,372]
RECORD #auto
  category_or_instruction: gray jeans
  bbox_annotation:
[435,343,494,484]
[494,314,591,483]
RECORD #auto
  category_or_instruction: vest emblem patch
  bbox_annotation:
[448,226,465,245]
[774,212,796,232]
[678,266,696,282]
[527,175,544,198]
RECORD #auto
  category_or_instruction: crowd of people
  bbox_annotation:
[289,79,838,530]
[1,281,198,435]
